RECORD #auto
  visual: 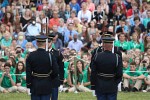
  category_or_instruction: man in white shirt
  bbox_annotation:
[68,34,83,52]
[26,18,41,42]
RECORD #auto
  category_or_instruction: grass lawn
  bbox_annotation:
[0,92,150,100]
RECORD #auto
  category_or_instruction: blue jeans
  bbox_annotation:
[51,88,58,100]
[96,91,117,100]
[31,94,51,100]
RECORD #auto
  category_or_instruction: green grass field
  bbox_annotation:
[0,92,149,100]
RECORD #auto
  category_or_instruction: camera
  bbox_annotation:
[16,50,21,54]
[109,19,114,26]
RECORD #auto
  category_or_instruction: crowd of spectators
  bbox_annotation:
[0,0,150,93]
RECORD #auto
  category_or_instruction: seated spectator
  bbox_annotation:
[1,31,12,50]
[16,61,27,93]
[144,34,150,48]
[73,18,82,34]
[49,11,60,29]
[113,0,126,15]
[115,19,129,34]
[130,16,145,36]
[64,4,71,22]
[129,9,143,26]
[52,33,63,50]
[55,0,66,11]
[7,57,16,74]
[86,0,95,12]
[64,23,78,45]
[68,34,83,52]
[126,3,138,19]
[86,34,99,50]
[114,33,130,51]
[123,62,145,92]
[67,10,77,25]
[114,6,126,26]
[0,62,17,93]
[58,18,67,35]
[143,66,150,92]
[70,0,80,14]
[77,2,91,25]
[129,33,144,52]
[134,56,141,70]
[143,10,150,29]
[99,0,109,15]
[67,60,91,92]
[92,5,105,23]
[17,32,28,50]
[26,18,41,42]
[20,9,32,32]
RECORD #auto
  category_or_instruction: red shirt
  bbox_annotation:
[49,18,60,29]
[112,3,126,14]
[126,9,133,18]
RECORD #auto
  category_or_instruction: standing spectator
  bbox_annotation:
[70,0,80,14]
[49,11,60,29]
[68,34,83,52]
[0,62,17,93]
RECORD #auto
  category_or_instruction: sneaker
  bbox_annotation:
[132,87,138,92]
[142,90,147,92]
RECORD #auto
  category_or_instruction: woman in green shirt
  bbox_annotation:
[115,33,130,51]
[67,60,91,92]
[129,33,144,52]
[15,61,27,93]
[7,57,16,74]
[0,62,17,93]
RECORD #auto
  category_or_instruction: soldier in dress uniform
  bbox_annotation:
[26,35,59,100]
[48,33,64,100]
[90,36,123,100]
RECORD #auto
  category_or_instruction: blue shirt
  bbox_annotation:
[115,25,129,33]
[68,39,83,52]
[64,29,78,43]
[70,3,80,14]
[130,17,143,26]
[57,26,67,35]
[17,40,28,50]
